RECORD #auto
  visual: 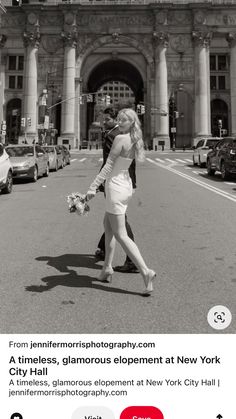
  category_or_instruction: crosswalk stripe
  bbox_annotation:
[185,167,192,170]
[155,158,165,163]
[192,171,201,175]
[185,159,193,163]
[176,159,186,163]
[79,158,87,162]
[224,182,236,185]
[70,158,77,162]
[98,157,103,162]
[165,158,175,163]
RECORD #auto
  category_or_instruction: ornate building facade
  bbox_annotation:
[0,0,236,149]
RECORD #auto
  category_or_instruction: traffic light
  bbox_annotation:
[137,104,145,115]
[1,121,6,136]
[27,117,31,127]
[21,117,26,127]
[174,111,179,119]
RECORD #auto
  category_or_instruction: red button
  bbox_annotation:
[120,406,164,419]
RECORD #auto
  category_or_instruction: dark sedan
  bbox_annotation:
[206,137,236,180]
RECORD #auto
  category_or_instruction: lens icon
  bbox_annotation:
[207,305,232,330]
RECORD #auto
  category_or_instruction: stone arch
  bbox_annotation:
[85,58,144,134]
[81,55,146,90]
[78,34,154,66]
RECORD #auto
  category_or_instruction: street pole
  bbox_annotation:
[218,119,222,138]
[170,93,176,151]
[172,115,176,151]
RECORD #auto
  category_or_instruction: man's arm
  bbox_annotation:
[101,126,120,168]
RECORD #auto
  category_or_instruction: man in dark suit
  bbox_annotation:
[95,106,139,273]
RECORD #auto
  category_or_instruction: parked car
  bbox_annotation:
[42,145,63,171]
[0,142,13,194]
[206,137,236,180]
[57,145,71,166]
[5,144,49,182]
[192,137,220,167]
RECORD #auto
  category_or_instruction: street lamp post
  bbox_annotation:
[170,84,184,151]
[170,93,177,151]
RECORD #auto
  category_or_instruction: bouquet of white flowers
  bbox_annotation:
[67,192,90,216]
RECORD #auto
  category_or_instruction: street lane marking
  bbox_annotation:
[192,171,201,175]
[79,158,87,162]
[165,158,176,163]
[147,158,236,203]
[176,159,186,163]
[70,158,77,162]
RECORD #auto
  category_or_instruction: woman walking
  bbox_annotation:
[86,108,156,295]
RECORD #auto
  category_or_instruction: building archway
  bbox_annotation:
[6,98,22,144]
[211,99,229,137]
[85,59,144,135]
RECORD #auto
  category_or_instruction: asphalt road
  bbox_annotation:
[0,150,235,333]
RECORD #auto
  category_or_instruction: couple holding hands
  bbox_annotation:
[86,106,156,296]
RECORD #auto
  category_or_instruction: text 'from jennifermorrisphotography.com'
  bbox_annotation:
[0,334,235,419]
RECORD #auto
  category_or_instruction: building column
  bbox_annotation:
[59,27,77,148]
[152,32,170,150]
[227,33,236,136]
[0,34,7,129]
[192,31,212,142]
[23,26,40,143]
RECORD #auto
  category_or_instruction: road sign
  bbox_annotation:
[1,130,6,135]
[171,127,176,133]
[2,124,6,130]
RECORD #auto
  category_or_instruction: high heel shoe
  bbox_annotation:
[142,269,156,296]
[98,267,114,283]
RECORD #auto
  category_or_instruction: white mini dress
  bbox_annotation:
[105,155,133,215]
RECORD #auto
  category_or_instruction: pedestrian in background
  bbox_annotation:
[87,108,156,295]
[95,106,139,274]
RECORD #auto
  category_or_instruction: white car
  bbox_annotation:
[0,143,13,194]
[192,137,220,167]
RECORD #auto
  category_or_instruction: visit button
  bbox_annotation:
[120,406,164,419]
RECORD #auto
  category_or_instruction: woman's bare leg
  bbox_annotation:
[103,212,116,270]
[107,213,149,278]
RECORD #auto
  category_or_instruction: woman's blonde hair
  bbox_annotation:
[117,108,145,162]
